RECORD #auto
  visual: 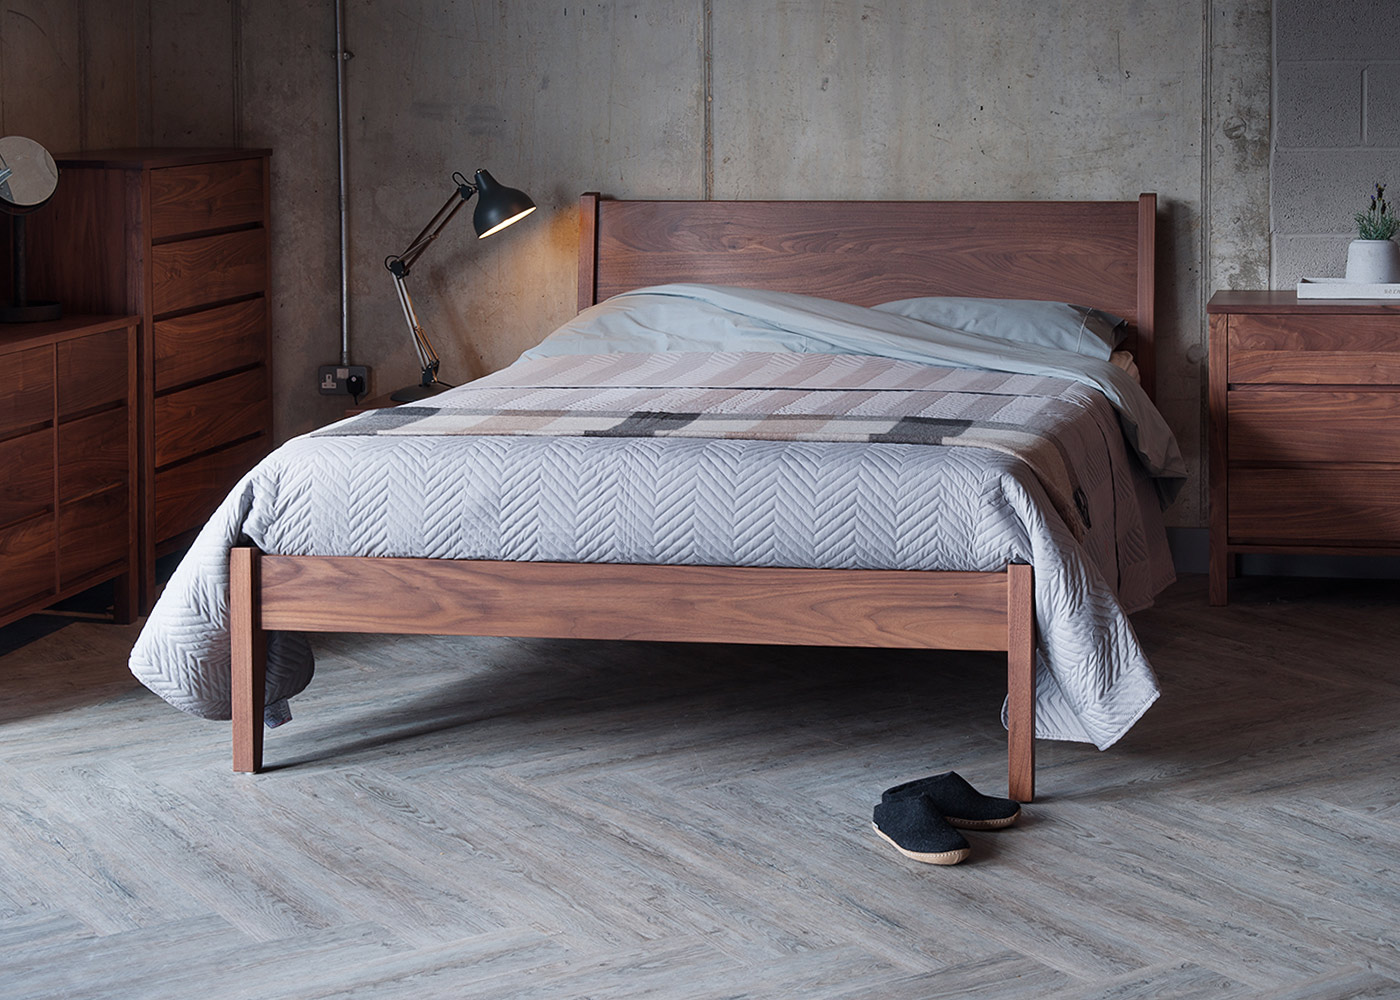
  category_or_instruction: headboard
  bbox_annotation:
[577,193,1157,399]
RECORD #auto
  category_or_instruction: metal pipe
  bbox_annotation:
[335,0,351,365]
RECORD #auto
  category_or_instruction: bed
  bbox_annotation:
[131,193,1180,803]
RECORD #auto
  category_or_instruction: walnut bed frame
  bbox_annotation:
[230,192,1158,802]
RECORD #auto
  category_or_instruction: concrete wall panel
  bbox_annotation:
[0,0,84,150]
[148,0,236,145]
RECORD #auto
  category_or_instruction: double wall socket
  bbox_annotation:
[318,364,370,395]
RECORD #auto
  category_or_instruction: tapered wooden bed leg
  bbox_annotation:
[1006,563,1036,803]
[230,546,266,773]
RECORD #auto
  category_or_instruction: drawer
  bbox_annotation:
[153,367,268,467]
[0,513,55,615]
[58,407,130,502]
[59,485,129,586]
[151,229,267,316]
[155,435,268,542]
[0,345,53,438]
[0,428,53,526]
[1228,389,1400,464]
[150,158,265,240]
[1229,468,1400,544]
[56,327,129,418]
[154,299,267,392]
[1227,313,1400,384]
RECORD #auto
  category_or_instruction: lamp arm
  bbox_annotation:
[390,269,443,386]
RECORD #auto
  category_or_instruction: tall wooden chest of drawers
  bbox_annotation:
[27,148,273,608]
[0,316,139,628]
[1207,290,1400,605]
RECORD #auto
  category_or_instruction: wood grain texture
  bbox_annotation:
[149,158,265,240]
[151,367,268,468]
[58,485,129,586]
[57,407,128,502]
[153,299,267,392]
[581,194,1156,393]
[150,229,266,317]
[1006,563,1035,803]
[1227,389,1400,464]
[230,546,265,774]
[152,435,268,542]
[1208,314,1231,606]
[56,327,128,418]
[1228,468,1400,544]
[0,344,52,439]
[4,574,1400,997]
[0,429,54,525]
[0,514,54,615]
[1227,313,1400,385]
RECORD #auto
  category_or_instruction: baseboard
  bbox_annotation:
[1167,527,1400,580]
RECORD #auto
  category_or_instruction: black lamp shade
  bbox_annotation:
[471,169,536,238]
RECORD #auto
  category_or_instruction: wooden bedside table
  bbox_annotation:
[1207,290,1400,605]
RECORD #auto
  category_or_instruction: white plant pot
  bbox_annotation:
[1344,239,1400,283]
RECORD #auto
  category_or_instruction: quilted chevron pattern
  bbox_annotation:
[129,399,1174,749]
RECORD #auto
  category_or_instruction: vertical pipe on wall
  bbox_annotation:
[335,0,351,365]
[702,0,713,200]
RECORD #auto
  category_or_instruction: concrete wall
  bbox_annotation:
[4,0,1275,532]
[1272,0,1399,286]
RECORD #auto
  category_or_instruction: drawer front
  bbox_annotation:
[1228,389,1400,464]
[0,429,54,526]
[58,407,130,502]
[155,436,268,542]
[56,327,129,418]
[59,485,129,586]
[151,229,267,316]
[0,345,53,438]
[154,299,267,392]
[153,367,268,468]
[1227,313,1400,384]
[150,158,265,240]
[0,514,55,615]
[1229,468,1400,544]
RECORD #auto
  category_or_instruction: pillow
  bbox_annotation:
[871,297,1128,361]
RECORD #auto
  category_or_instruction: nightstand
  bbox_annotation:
[1207,290,1400,605]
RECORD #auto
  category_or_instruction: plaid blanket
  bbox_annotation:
[320,352,1113,537]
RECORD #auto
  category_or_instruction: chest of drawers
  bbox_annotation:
[26,148,273,609]
[0,316,139,627]
[1207,290,1400,604]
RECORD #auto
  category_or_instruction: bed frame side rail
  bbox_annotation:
[229,549,1036,801]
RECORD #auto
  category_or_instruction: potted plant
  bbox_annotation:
[1346,183,1400,283]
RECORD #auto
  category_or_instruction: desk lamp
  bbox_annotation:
[384,169,535,402]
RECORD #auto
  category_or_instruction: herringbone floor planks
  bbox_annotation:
[2,574,1399,999]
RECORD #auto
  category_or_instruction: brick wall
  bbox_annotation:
[1272,0,1400,286]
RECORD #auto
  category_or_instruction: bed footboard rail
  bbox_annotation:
[228,548,1036,800]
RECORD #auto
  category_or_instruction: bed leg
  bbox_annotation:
[1006,563,1035,803]
[230,546,266,773]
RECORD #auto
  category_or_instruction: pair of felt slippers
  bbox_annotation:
[872,771,1021,865]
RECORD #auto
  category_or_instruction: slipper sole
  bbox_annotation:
[872,822,971,865]
[944,809,1020,831]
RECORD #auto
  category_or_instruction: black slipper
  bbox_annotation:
[871,793,971,865]
[881,771,1022,829]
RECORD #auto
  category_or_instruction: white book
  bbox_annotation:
[1296,277,1400,299]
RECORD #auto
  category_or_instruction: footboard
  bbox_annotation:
[229,549,1037,800]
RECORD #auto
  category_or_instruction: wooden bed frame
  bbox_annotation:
[230,192,1157,803]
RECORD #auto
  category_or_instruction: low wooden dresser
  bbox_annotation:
[26,148,274,609]
[0,315,139,628]
[1207,290,1400,605]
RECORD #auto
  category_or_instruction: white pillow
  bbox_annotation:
[872,297,1128,361]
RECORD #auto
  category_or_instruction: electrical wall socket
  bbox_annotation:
[318,364,370,395]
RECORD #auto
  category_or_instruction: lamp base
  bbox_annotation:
[389,380,453,403]
[0,300,61,323]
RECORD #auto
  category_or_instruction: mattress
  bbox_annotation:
[129,285,1184,750]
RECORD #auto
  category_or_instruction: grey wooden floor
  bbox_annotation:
[2,573,1400,999]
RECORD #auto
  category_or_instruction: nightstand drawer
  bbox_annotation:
[152,367,268,467]
[150,159,265,240]
[154,435,267,541]
[1229,468,1400,544]
[1227,313,1400,384]
[1228,389,1400,464]
[151,229,266,316]
[154,299,267,392]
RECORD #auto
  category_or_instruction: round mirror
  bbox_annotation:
[0,135,59,214]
